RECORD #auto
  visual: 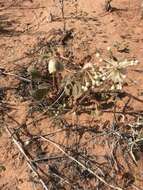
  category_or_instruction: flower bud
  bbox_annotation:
[92,80,96,86]
[107,46,111,51]
[85,82,90,87]
[48,58,64,74]
[96,52,100,58]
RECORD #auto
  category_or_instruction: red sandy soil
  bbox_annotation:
[0,0,143,190]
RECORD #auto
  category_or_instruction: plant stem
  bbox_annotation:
[59,0,66,31]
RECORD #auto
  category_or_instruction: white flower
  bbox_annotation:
[107,46,111,51]
[134,60,139,65]
[92,80,96,86]
[24,140,30,146]
[82,86,85,90]
[111,85,115,90]
[82,86,88,92]
[99,58,103,62]
[95,81,101,86]
[83,86,88,92]
[48,58,57,74]
[109,70,125,83]
[102,76,106,81]
[83,62,93,70]
[111,83,122,90]
[48,58,64,74]
[118,59,128,68]
[96,52,100,58]
[85,82,90,87]
[116,83,122,90]
[130,60,139,66]
[130,60,135,66]
[94,73,98,79]
[118,59,139,68]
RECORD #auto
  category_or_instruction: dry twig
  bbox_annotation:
[4,125,49,190]
[40,136,123,190]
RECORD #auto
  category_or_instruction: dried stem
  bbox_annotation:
[40,136,123,190]
[130,137,143,165]
[1,71,31,83]
[59,0,66,31]
[4,125,49,190]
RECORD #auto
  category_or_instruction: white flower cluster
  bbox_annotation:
[81,62,104,92]
[105,58,139,90]
[48,49,139,95]
[81,48,139,91]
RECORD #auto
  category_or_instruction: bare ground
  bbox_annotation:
[0,0,143,190]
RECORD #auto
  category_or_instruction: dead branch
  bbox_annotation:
[1,71,31,83]
[40,136,123,190]
[4,125,49,190]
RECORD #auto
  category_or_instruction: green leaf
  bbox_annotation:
[30,88,49,101]
[42,53,50,59]
[0,165,6,172]
[72,82,82,100]
[27,66,41,80]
